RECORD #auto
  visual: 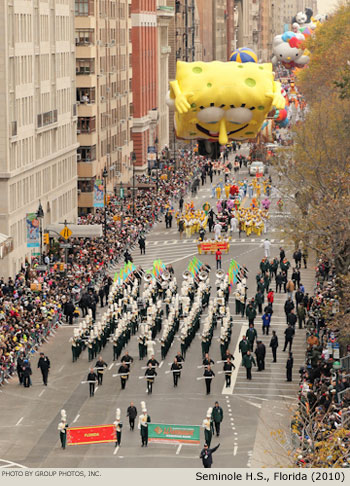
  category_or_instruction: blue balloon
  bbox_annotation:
[282,31,296,42]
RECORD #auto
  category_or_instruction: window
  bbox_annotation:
[75,29,94,45]
[75,0,94,16]
[76,58,94,75]
[77,145,96,162]
[78,179,94,192]
[77,116,96,133]
[76,87,95,103]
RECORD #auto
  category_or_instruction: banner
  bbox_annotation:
[93,179,104,208]
[26,213,40,248]
[148,423,200,444]
[67,424,115,446]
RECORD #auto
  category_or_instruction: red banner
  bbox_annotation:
[67,424,115,446]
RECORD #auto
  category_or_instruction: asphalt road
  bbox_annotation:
[0,148,315,468]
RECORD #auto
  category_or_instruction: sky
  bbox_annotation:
[317,0,340,15]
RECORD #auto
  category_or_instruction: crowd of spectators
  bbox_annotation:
[292,258,350,467]
[0,150,206,385]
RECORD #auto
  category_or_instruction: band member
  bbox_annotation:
[202,408,213,447]
[57,409,68,450]
[223,358,235,387]
[87,368,97,397]
[204,365,215,395]
[170,359,181,387]
[145,363,157,394]
[118,363,130,390]
[121,351,134,368]
[114,409,123,446]
[95,356,107,386]
[138,402,151,447]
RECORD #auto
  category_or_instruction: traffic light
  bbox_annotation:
[43,233,49,245]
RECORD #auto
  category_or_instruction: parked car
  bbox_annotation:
[249,161,267,176]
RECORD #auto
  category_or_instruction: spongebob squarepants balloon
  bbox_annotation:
[168,61,285,145]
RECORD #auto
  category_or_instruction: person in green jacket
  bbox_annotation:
[246,323,258,350]
[211,401,224,437]
[246,304,257,325]
[255,290,264,314]
[242,350,256,380]
[239,336,250,357]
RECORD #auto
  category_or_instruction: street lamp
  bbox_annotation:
[102,167,108,238]
[131,151,136,218]
[36,200,44,264]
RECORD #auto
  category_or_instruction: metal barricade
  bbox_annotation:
[340,354,350,371]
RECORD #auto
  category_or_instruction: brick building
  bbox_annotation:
[131,0,158,173]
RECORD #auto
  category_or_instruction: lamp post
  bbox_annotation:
[131,151,136,218]
[36,200,44,264]
[102,167,108,239]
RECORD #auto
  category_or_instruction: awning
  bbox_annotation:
[46,224,103,238]
[0,233,14,259]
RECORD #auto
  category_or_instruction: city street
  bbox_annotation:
[0,154,315,468]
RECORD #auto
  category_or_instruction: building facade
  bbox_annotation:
[0,0,78,278]
[75,0,133,214]
[131,0,158,173]
[167,0,201,156]
[212,0,227,61]
[226,0,236,59]
[157,2,174,153]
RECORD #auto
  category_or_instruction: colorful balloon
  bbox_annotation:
[229,47,258,64]
[168,61,285,144]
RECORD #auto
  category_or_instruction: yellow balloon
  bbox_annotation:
[169,60,285,144]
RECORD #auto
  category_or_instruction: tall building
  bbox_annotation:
[75,0,133,214]
[167,0,201,156]
[226,0,236,59]
[212,0,227,61]
[130,0,158,173]
[0,0,78,278]
[157,2,174,152]
[196,0,213,61]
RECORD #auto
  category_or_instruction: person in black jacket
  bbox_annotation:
[138,235,146,255]
[127,402,138,430]
[38,352,50,386]
[283,324,295,352]
[223,358,235,387]
[200,443,220,468]
[269,331,278,363]
[22,360,32,388]
[286,352,294,381]
[64,300,75,325]
[88,290,98,321]
[287,309,297,328]
[145,363,157,394]
[170,359,181,387]
[203,365,215,394]
[255,341,266,371]
[87,368,97,397]
[17,354,25,385]
[275,272,283,293]
[284,297,295,324]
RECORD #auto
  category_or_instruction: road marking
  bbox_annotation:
[233,446,238,456]
[159,361,164,369]
[113,446,119,455]
[222,323,248,395]
[176,444,182,455]
[95,387,99,393]
[108,363,114,370]
[73,414,80,424]
[38,390,45,398]
[58,365,64,372]
[16,417,23,426]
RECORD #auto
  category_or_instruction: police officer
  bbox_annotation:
[37,352,50,386]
